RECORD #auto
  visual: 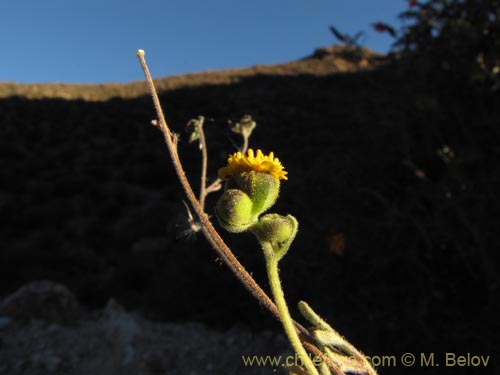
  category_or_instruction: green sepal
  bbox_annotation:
[215,189,255,233]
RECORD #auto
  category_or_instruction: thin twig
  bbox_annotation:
[186,117,208,211]
[241,134,249,154]
[205,178,222,195]
[187,116,220,215]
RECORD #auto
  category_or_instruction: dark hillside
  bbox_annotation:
[1,45,498,374]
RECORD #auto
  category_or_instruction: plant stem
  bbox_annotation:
[264,249,319,375]
[241,133,249,154]
[197,117,208,211]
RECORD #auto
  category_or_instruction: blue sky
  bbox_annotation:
[0,0,407,84]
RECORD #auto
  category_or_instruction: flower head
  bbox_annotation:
[218,149,288,180]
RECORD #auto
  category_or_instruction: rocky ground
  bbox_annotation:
[0,281,289,375]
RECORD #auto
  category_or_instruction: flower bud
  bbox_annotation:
[232,171,280,217]
[215,189,255,233]
[252,213,298,260]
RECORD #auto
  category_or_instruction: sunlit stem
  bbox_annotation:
[195,117,222,210]
[205,178,222,195]
[195,117,208,211]
[241,133,249,154]
[263,244,320,375]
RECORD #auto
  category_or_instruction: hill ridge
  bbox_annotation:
[0,45,383,101]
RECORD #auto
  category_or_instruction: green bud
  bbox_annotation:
[232,171,280,217]
[252,213,298,260]
[215,189,255,233]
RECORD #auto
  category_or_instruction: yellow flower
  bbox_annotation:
[218,149,288,180]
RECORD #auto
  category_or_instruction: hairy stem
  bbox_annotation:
[264,250,319,375]
[205,178,222,195]
[241,133,249,154]
[197,118,208,210]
